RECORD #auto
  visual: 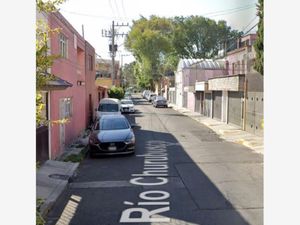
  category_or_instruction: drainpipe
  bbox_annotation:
[48,92,51,159]
[210,91,213,118]
[242,78,248,130]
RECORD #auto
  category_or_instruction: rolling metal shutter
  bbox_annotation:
[183,92,188,108]
[213,91,222,120]
[204,93,211,117]
[195,92,201,113]
[228,91,244,127]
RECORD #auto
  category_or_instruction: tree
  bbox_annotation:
[171,16,241,59]
[125,16,174,88]
[122,62,136,88]
[125,15,241,90]
[36,0,64,126]
[254,0,264,75]
[107,86,125,99]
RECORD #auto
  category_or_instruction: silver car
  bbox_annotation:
[153,96,168,108]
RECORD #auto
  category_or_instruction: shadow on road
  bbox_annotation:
[45,97,262,225]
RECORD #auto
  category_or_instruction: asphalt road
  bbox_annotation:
[46,95,263,225]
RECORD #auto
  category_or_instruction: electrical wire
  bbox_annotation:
[113,0,122,19]
[243,22,258,36]
[108,0,116,17]
[202,3,256,17]
[208,5,256,18]
[241,15,258,32]
[121,0,127,19]
[60,9,132,21]
[60,4,256,21]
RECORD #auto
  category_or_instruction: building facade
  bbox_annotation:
[171,34,263,137]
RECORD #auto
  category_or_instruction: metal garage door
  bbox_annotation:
[204,93,211,117]
[183,92,188,108]
[245,92,264,136]
[195,92,200,113]
[213,91,222,120]
[228,91,244,127]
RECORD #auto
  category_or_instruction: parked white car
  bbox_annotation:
[120,99,135,113]
[96,98,121,119]
[147,93,157,102]
[143,90,151,99]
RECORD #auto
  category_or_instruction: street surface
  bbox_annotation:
[46,95,263,225]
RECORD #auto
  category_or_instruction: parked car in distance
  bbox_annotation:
[124,92,132,99]
[120,99,135,113]
[96,98,121,119]
[153,96,168,108]
[88,115,136,156]
[148,93,157,102]
[143,90,150,99]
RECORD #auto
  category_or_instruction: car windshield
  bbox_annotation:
[100,118,130,130]
[121,100,133,104]
[156,96,165,100]
[98,104,119,112]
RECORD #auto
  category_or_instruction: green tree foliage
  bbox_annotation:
[125,16,174,88]
[171,16,241,59]
[108,86,125,99]
[254,0,264,75]
[125,15,240,89]
[122,62,136,88]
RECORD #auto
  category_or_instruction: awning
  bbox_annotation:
[40,72,73,91]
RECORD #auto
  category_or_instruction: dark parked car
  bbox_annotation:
[153,96,168,108]
[88,115,135,156]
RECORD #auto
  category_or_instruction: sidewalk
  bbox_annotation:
[169,103,264,155]
[36,160,79,217]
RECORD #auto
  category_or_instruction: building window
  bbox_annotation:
[59,97,73,119]
[88,55,93,71]
[59,34,68,58]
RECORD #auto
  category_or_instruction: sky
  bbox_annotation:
[58,0,259,65]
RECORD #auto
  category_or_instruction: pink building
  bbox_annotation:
[84,41,97,126]
[175,59,227,113]
[225,34,257,75]
[47,12,93,159]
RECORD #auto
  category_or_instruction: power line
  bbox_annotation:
[202,3,255,17]
[59,9,132,21]
[241,15,258,32]
[121,0,127,18]
[113,0,121,19]
[108,0,116,17]
[208,5,256,18]
[243,22,258,36]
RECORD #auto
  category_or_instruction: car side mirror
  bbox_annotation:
[131,123,138,128]
[131,123,141,129]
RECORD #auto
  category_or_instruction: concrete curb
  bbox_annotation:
[36,160,79,217]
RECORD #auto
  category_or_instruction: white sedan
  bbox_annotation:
[120,99,135,113]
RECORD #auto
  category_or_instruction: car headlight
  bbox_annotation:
[125,134,135,144]
[89,134,100,144]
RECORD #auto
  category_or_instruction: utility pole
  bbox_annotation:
[111,21,115,85]
[102,21,129,86]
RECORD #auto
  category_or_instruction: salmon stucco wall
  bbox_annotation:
[49,12,87,159]
[85,41,97,126]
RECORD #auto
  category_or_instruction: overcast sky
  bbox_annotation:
[59,0,258,64]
